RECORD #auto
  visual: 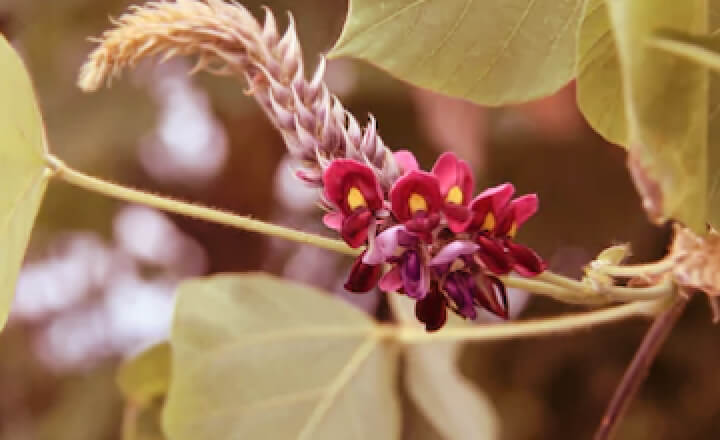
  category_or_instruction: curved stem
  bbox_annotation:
[398,299,665,343]
[594,291,689,440]
[48,155,360,258]
[500,274,673,304]
[499,276,604,305]
[536,270,589,291]
[597,277,674,302]
[592,258,675,278]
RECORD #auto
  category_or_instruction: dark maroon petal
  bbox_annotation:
[443,272,477,320]
[344,253,382,293]
[431,152,474,204]
[341,209,372,248]
[475,235,512,275]
[415,289,448,331]
[389,170,443,223]
[506,240,547,276]
[442,202,470,233]
[474,275,509,319]
[401,250,430,299]
[405,212,441,242]
[322,159,383,215]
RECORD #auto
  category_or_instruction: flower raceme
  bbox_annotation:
[322,151,547,331]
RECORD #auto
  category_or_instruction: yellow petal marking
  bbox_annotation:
[508,221,518,238]
[408,193,428,214]
[347,186,366,210]
[446,186,463,204]
[482,212,496,230]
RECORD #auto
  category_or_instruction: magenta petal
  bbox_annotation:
[322,159,384,215]
[322,211,343,231]
[430,240,479,266]
[431,152,474,203]
[442,202,470,233]
[510,194,539,227]
[415,290,447,331]
[431,152,459,194]
[341,209,372,248]
[393,150,420,174]
[506,240,547,276]
[344,253,382,293]
[476,235,512,275]
[378,265,403,292]
[476,183,515,213]
[390,170,442,223]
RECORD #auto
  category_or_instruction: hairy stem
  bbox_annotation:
[593,258,676,278]
[48,155,359,257]
[398,299,665,343]
[46,155,676,309]
[593,292,688,440]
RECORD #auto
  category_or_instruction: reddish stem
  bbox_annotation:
[593,293,690,440]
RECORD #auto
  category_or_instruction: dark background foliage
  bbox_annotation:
[0,1,717,439]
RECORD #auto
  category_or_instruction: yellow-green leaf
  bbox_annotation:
[606,0,708,233]
[0,35,50,331]
[123,401,167,440]
[117,342,171,407]
[650,31,720,71]
[329,0,584,105]
[162,273,401,440]
[648,29,720,230]
[577,1,711,232]
[576,0,626,146]
[405,342,500,440]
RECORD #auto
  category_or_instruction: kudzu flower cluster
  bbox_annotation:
[322,152,546,330]
[79,0,547,330]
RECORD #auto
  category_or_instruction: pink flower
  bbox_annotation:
[389,170,442,242]
[431,152,474,232]
[322,159,384,248]
[467,183,546,276]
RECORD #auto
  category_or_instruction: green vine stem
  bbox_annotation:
[592,258,676,278]
[396,298,668,343]
[47,155,360,258]
[46,155,675,307]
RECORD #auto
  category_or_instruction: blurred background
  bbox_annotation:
[0,1,718,439]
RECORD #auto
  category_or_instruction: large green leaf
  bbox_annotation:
[117,342,171,407]
[576,0,626,147]
[0,35,50,330]
[329,0,584,105]
[405,341,499,440]
[163,273,401,440]
[649,29,720,230]
[577,0,709,233]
